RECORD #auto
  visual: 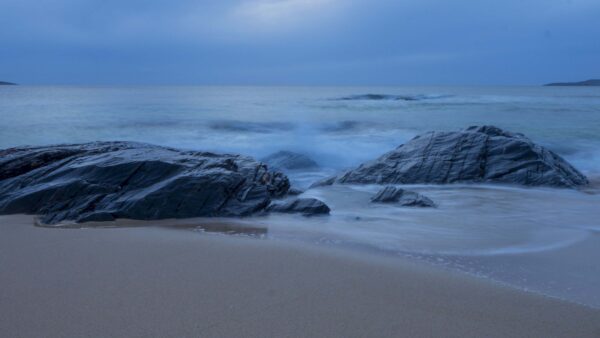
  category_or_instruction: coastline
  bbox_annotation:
[1,214,598,337]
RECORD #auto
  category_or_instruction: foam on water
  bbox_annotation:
[261,184,600,256]
[253,183,600,307]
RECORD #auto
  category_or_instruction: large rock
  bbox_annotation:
[261,151,319,171]
[0,142,290,224]
[371,186,435,207]
[267,198,330,216]
[335,126,588,188]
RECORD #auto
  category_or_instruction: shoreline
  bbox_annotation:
[1,214,599,337]
[34,213,600,310]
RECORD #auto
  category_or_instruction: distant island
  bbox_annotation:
[544,79,600,86]
[0,81,17,85]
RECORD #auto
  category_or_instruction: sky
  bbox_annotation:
[0,0,599,85]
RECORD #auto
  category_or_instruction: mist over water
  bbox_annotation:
[1,85,600,307]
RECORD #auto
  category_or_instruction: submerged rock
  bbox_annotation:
[261,151,319,171]
[335,94,452,101]
[208,120,294,133]
[309,176,337,188]
[339,94,413,101]
[545,79,600,87]
[336,125,588,188]
[267,198,330,216]
[0,142,290,224]
[371,186,435,207]
[287,187,304,196]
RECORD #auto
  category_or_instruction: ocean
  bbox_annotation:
[1,85,599,307]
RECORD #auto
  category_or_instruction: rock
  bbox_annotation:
[309,176,337,188]
[338,94,416,101]
[0,142,290,224]
[287,187,304,196]
[545,79,600,86]
[261,151,319,171]
[0,81,17,85]
[336,125,588,188]
[322,120,365,133]
[267,198,330,216]
[208,120,294,133]
[371,186,435,207]
[335,94,452,101]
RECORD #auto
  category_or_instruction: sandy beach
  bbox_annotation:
[0,215,598,337]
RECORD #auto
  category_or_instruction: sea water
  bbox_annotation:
[1,85,599,307]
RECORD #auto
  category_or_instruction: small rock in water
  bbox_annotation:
[371,186,436,208]
[267,198,330,216]
[309,176,337,188]
[261,151,319,171]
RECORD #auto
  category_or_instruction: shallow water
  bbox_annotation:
[254,183,600,307]
[1,85,600,307]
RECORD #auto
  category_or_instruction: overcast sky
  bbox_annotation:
[1,0,598,85]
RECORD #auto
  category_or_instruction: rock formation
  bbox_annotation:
[319,126,588,189]
[0,142,290,224]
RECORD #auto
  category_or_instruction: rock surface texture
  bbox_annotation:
[261,151,319,171]
[336,126,588,188]
[267,198,330,216]
[371,186,435,207]
[0,142,290,224]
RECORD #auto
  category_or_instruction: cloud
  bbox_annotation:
[230,0,341,33]
[0,0,599,84]
[234,0,336,20]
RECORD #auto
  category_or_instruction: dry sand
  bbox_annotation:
[0,214,599,338]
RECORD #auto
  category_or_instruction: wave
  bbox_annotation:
[334,93,454,101]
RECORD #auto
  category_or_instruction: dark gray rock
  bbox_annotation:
[287,187,304,196]
[261,151,319,171]
[545,79,600,86]
[335,94,450,101]
[0,142,290,224]
[267,198,330,216]
[336,125,588,188]
[371,186,435,207]
[309,176,337,188]
[208,120,294,133]
[321,120,366,133]
[338,94,417,101]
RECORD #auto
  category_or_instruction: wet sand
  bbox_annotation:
[1,214,599,338]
